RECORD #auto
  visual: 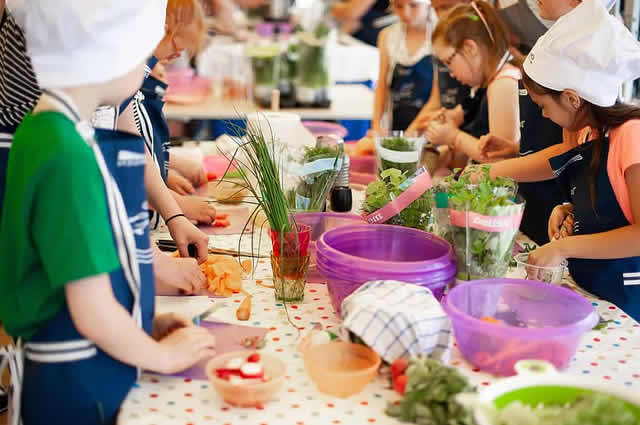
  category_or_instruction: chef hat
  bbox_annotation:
[16,0,165,89]
[524,0,640,107]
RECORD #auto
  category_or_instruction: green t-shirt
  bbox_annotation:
[0,112,120,340]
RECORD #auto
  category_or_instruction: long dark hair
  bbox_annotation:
[523,69,640,210]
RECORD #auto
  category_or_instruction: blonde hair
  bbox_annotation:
[165,0,206,56]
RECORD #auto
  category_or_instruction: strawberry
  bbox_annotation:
[393,374,408,395]
[247,353,261,363]
[391,358,409,382]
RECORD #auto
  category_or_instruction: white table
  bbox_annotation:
[164,84,374,121]
[118,190,640,425]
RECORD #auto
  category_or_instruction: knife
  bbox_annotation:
[193,303,225,325]
[155,240,268,258]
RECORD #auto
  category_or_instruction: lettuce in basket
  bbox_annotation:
[362,168,432,231]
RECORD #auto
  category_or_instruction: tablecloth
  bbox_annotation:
[118,225,640,425]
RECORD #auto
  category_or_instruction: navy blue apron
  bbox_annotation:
[517,82,565,245]
[549,137,640,320]
[352,0,393,46]
[18,90,154,425]
[433,57,487,137]
[390,56,434,131]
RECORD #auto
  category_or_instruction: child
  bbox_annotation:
[117,0,217,227]
[0,2,216,424]
[0,0,40,220]
[371,0,438,133]
[490,0,640,319]
[425,1,520,163]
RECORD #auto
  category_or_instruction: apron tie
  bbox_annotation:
[0,342,24,425]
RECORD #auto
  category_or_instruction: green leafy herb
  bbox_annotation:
[437,166,522,280]
[362,168,432,231]
[385,357,475,425]
[378,137,421,176]
[287,145,342,211]
[297,30,329,89]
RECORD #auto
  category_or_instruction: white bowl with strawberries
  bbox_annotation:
[205,351,286,407]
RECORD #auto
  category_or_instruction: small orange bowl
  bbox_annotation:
[303,341,381,398]
[205,351,286,407]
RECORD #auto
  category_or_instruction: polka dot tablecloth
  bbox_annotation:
[121,230,640,425]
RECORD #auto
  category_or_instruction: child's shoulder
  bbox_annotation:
[14,112,91,154]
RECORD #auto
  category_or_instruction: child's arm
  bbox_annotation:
[371,28,391,135]
[170,153,207,188]
[66,274,216,373]
[481,142,573,182]
[529,164,640,266]
[117,103,209,263]
[406,74,441,134]
[332,0,377,22]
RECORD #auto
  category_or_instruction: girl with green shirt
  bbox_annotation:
[0,2,215,424]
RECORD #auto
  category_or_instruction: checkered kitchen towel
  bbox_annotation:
[341,281,453,364]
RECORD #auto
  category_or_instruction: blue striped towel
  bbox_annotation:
[341,281,452,364]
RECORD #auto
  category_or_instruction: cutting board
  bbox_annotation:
[197,205,254,235]
[161,321,269,380]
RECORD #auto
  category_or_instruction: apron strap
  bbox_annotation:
[40,90,143,328]
[1,342,24,425]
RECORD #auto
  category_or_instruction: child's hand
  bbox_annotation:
[153,312,192,340]
[155,256,206,294]
[173,156,208,187]
[548,203,574,241]
[445,105,464,128]
[168,169,195,195]
[157,326,216,374]
[177,195,217,224]
[412,109,444,132]
[527,241,568,277]
[478,134,519,160]
[426,117,458,146]
[166,216,209,263]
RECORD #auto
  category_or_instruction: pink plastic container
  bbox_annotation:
[302,121,348,139]
[293,213,366,283]
[442,279,598,376]
[316,224,456,314]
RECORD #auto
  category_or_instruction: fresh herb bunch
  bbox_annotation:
[378,137,421,176]
[287,145,342,211]
[440,166,523,280]
[386,357,475,425]
[225,117,291,234]
[297,29,330,89]
[362,168,432,231]
[248,46,281,87]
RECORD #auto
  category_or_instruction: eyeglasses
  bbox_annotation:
[442,49,458,67]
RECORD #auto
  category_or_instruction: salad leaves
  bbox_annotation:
[362,168,432,231]
[378,137,422,176]
[436,167,523,280]
[386,357,475,425]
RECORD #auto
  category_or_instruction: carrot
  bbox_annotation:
[215,213,229,220]
[236,295,252,321]
[241,259,252,273]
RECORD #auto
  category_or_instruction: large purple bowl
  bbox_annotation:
[442,279,598,376]
[293,213,366,283]
[316,224,456,314]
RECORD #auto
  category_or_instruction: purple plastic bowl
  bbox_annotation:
[293,213,366,283]
[316,224,457,314]
[442,279,598,376]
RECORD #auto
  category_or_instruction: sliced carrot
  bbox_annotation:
[215,213,229,220]
[241,259,252,273]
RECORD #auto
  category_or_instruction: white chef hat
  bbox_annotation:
[524,0,640,107]
[16,0,165,89]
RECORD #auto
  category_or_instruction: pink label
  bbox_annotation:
[365,171,432,224]
[449,209,523,232]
